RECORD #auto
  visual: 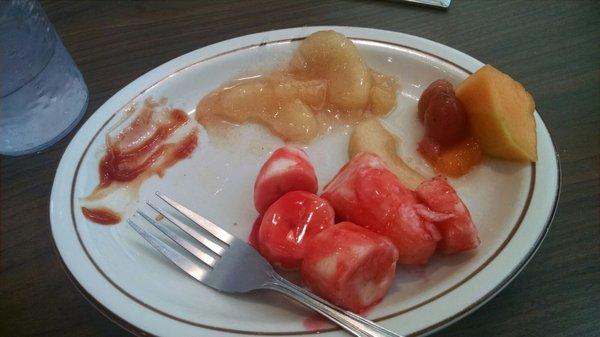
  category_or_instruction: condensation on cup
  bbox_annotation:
[0,0,89,156]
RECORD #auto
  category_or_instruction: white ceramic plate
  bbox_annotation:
[50,26,559,337]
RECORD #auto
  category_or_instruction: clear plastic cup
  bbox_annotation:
[0,0,88,156]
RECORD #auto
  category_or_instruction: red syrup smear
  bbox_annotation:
[98,108,189,188]
[302,297,382,331]
[154,131,198,177]
[83,101,199,225]
[81,207,122,225]
[303,313,333,331]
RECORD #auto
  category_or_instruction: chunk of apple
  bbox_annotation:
[349,119,426,189]
[295,30,372,111]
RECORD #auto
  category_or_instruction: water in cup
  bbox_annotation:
[0,0,88,156]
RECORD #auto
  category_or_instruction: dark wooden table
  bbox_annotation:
[1,1,598,336]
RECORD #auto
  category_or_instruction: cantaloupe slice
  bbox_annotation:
[349,119,426,189]
[456,64,537,162]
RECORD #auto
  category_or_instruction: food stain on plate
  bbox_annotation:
[81,98,199,224]
[81,206,122,225]
[302,313,333,332]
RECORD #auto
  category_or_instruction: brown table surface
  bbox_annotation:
[1,1,598,336]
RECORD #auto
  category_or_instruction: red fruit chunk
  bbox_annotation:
[322,153,441,265]
[416,177,480,254]
[417,136,442,164]
[418,79,453,122]
[424,92,468,145]
[301,222,399,313]
[247,216,262,249]
[258,191,335,270]
[254,146,318,214]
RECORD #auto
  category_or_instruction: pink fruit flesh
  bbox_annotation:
[301,222,399,313]
[416,177,480,253]
[254,146,318,215]
[258,191,335,270]
[321,152,441,265]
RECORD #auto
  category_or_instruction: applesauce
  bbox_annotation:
[196,30,398,143]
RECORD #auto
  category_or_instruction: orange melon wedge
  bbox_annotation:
[456,64,537,162]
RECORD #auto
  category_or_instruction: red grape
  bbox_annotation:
[418,80,453,122]
[424,91,468,145]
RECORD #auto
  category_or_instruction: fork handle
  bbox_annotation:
[265,273,403,337]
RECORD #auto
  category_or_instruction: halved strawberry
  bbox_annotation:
[322,153,441,265]
[254,146,318,215]
[258,191,335,270]
[416,177,480,253]
[301,222,399,313]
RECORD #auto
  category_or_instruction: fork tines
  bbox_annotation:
[127,192,237,282]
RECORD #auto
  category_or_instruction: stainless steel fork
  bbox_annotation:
[128,192,403,337]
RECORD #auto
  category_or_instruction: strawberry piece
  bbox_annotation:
[322,153,441,265]
[301,222,399,313]
[254,146,318,215]
[416,177,480,253]
[258,191,335,270]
